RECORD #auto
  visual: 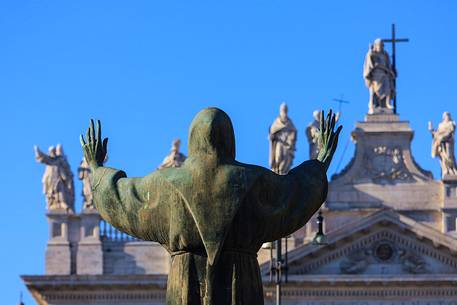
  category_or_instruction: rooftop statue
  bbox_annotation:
[158,139,187,169]
[429,112,457,178]
[79,154,108,210]
[363,39,396,114]
[269,102,297,174]
[80,108,341,305]
[34,144,75,212]
[78,158,94,209]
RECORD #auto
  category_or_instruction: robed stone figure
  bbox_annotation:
[80,108,341,305]
[35,144,75,212]
[78,158,94,209]
[158,138,187,169]
[429,112,457,177]
[363,38,396,114]
[269,103,297,175]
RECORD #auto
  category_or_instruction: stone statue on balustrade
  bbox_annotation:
[79,153,108,210]
[158,139,187,169]
[429,112,457,177]
[307,110,340,159]
[269,102,297,175]
[363,38,396,114]
[34,144,75,212]
[78,158,94,209]
[80,108,341,305]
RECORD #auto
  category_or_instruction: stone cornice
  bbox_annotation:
[22,274,457,305]
[21,274,168,288]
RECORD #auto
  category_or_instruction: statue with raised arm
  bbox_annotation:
[34,144,75,212]
[158,139,187,169]
[269,103,297,174]
[429,112,457,177]
[307,109,340,159]
[80,108,341,305]
[363,39,396,114]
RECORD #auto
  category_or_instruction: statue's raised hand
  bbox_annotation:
[80,119,108,168]
[316,110,342,172]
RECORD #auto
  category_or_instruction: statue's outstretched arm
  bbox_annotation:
[34,145,53,165]
[255,111,340,241]
[80,120,169,243]
[254,159,328,242]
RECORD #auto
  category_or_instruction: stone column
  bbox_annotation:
[76,209,103,274]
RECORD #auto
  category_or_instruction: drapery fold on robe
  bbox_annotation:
[91,108,328,305]
[363,49,395,101]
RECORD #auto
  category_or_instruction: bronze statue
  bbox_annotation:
[80,107,341,305]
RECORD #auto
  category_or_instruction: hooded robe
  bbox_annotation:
[91,108,328,305]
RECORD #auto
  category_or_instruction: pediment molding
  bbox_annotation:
[288,227,457,275]
[261,210,457,276]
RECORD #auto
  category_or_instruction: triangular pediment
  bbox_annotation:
[261,210,457,276]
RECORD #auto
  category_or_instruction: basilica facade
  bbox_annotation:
[22,107,457,305]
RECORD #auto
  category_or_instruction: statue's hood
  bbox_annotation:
[188,107,236,162]
[160,108,247,266]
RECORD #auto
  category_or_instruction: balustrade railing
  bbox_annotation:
[100,220,140,242]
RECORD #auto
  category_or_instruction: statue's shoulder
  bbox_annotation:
[230,161,270,182]
[287,118,297,131]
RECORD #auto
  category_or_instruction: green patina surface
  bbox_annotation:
[82,108,338,305]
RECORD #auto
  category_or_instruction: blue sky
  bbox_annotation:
[1,1,456,304]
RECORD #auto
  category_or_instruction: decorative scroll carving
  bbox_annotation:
[364,145,412,182]
[399,248,427,274]
[340,247,370,274]
[339,240,427,275]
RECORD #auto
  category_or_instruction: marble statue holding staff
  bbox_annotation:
[363,38,396,114]
[429,112,457,177]
[269,102,297,175]
[80,108,341,305]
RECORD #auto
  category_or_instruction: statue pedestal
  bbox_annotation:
[45,210,72,275]
[369,107,395,116]
[365,112,399,122]
[442,175,457,233]
[77,209,103,275]
[326,111,439,233]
